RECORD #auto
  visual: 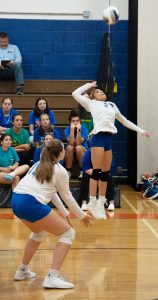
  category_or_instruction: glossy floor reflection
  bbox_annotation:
[1,185,158,300]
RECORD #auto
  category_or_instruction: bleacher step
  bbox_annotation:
[0,80,88,94]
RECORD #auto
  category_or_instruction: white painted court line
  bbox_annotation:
[147,199,158,208]
[122,195,158,240]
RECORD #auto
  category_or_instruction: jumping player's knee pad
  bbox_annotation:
[91,169,101,181]
[99,170,110,182]
[58,228,75,245]
[29,231,45,242]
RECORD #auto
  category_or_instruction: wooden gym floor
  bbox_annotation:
[1,185,158,300]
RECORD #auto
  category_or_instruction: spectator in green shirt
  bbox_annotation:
[6,113,31,165]
[0,134,29,189]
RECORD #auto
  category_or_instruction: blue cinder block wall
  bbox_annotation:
[0,18,128,175]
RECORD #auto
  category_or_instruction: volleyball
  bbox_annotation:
[103,6,119,25]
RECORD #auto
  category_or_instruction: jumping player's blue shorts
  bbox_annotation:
[90,132,112,150]
[12,192,52,223]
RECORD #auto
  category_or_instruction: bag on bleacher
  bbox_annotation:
[0,185,12,208]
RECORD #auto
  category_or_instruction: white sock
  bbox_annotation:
[20,263,28,271]
[89,196,96,201]
[98,196,106,203]
[48,269,59,278]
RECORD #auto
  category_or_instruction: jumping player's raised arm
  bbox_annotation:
[72,83,93,111]
[113,103,149,137]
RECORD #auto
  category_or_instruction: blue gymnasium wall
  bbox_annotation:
[0,18,128,175]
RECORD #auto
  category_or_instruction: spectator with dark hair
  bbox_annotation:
[0,134,29,189]
[29,97,56,137]
[34,113,61,148]
[0,32,24,95]
[5,114,31,165]
[0,96,18,134]
[64,110,88,179]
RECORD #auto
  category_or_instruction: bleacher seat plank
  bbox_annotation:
[0,95,78,109]
[0,80,88,94]
[20,109,70,125]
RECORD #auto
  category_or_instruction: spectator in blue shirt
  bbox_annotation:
[29,97,56,140]
[64,109,88,179]
[33,133,63,165]
[0,96,18,134]
[33,133,54,164]
[0,32,24,95]
[34,113,61,148]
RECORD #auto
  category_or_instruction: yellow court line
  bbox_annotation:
[122,195,158,240]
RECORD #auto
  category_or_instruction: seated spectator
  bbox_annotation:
[29,97,56,138]
[0,32,24,95]
[0,134,29,189]
[64,109,88,179]
[79,148,115,211]
[0,96,18,134]
[5,114,31,165]
[33,133,54,164]
[34,113,61,148]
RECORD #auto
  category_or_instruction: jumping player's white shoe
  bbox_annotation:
[95,198,107,219]
[87,197,96,215]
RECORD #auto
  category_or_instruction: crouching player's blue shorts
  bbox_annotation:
[12,192,52,223]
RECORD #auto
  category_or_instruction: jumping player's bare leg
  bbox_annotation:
[99,150,112,196]
[88,147,112,219]
[90,147,104,196]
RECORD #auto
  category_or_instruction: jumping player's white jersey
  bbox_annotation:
[14,162,85,220]
[72,83,145,135]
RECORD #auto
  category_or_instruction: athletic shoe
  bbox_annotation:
[14,268,36,281]
[95,199,107,219]
[90,205,106,219]
[87,198,96,215]
[42,274,74,289]
[16,86,24,95]
[78,171,83,180]
[81,202,88,211]
[4,174,13,182]
[107,203,115,211]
